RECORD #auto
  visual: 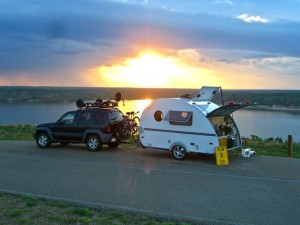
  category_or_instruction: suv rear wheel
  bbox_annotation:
[86,135,102,152]
[36,132,51,148]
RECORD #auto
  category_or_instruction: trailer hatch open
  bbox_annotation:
[207,104,249,117]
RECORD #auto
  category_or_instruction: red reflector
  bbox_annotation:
[104,125,113,134]
[228,101,235,105]
[244,101,251,104]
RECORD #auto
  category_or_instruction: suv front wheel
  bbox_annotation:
[36,132,51,148]
[86,135,102,152]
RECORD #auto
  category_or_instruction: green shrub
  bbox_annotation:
[21,195,37,207]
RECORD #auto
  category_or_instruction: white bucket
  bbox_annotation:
[242,148,251,157]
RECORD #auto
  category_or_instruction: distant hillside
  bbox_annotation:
[1,86,300,107]
[214,89,300,107]
[0,86,196,102]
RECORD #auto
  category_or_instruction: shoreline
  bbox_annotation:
[243,105,300,113]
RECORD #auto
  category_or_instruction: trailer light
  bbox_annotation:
[244,100,251,105]
[228,101,235,105]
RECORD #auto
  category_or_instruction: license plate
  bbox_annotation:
[111,138,116,142]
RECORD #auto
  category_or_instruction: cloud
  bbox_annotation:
[237,14,270,23]
[240,56,300,70]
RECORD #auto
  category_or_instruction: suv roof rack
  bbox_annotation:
[76,92,122,109]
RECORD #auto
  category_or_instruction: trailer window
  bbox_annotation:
[154,110,163,122]
[164,111,192,126]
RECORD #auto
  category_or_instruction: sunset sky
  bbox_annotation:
[0,0,300,89]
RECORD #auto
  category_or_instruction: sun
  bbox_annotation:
[125,52,178,87]
[98,51,182,88]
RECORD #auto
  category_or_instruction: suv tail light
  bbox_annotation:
[104,124,113,134]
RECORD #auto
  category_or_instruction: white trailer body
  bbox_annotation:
[139,87,248,160]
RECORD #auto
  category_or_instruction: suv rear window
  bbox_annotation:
[108,110,123,123]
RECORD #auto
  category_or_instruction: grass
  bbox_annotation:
[0,124,35,140]
[242,135,300,158]
[0,193,191,225]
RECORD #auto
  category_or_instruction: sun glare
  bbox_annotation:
[118,99,153,117]
[99,51,180,87]
[126,53,178,87]
[97,50,219,88]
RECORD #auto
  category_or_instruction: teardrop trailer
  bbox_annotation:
[138,86,250,160]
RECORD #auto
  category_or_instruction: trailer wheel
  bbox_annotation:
[172,145,187,160]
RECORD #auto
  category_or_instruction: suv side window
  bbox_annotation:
[60,112,75,125]
[76,111,92,125]
[94,111,107,125]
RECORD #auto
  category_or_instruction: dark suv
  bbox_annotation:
[33,96,124,151]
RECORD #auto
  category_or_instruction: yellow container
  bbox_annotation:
[218,137,228,147]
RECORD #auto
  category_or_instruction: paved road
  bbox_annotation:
[0,141,299,225]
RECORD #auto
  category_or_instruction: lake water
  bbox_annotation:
[1,100,300,141]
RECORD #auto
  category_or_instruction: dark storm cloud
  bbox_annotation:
[0,0,299,77]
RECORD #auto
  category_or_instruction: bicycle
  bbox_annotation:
[115,111,140,142]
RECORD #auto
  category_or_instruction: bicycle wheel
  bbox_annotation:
[115,123,131,140]
[132,116,140,134]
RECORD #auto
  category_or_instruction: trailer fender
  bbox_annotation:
[169,141,189,153]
